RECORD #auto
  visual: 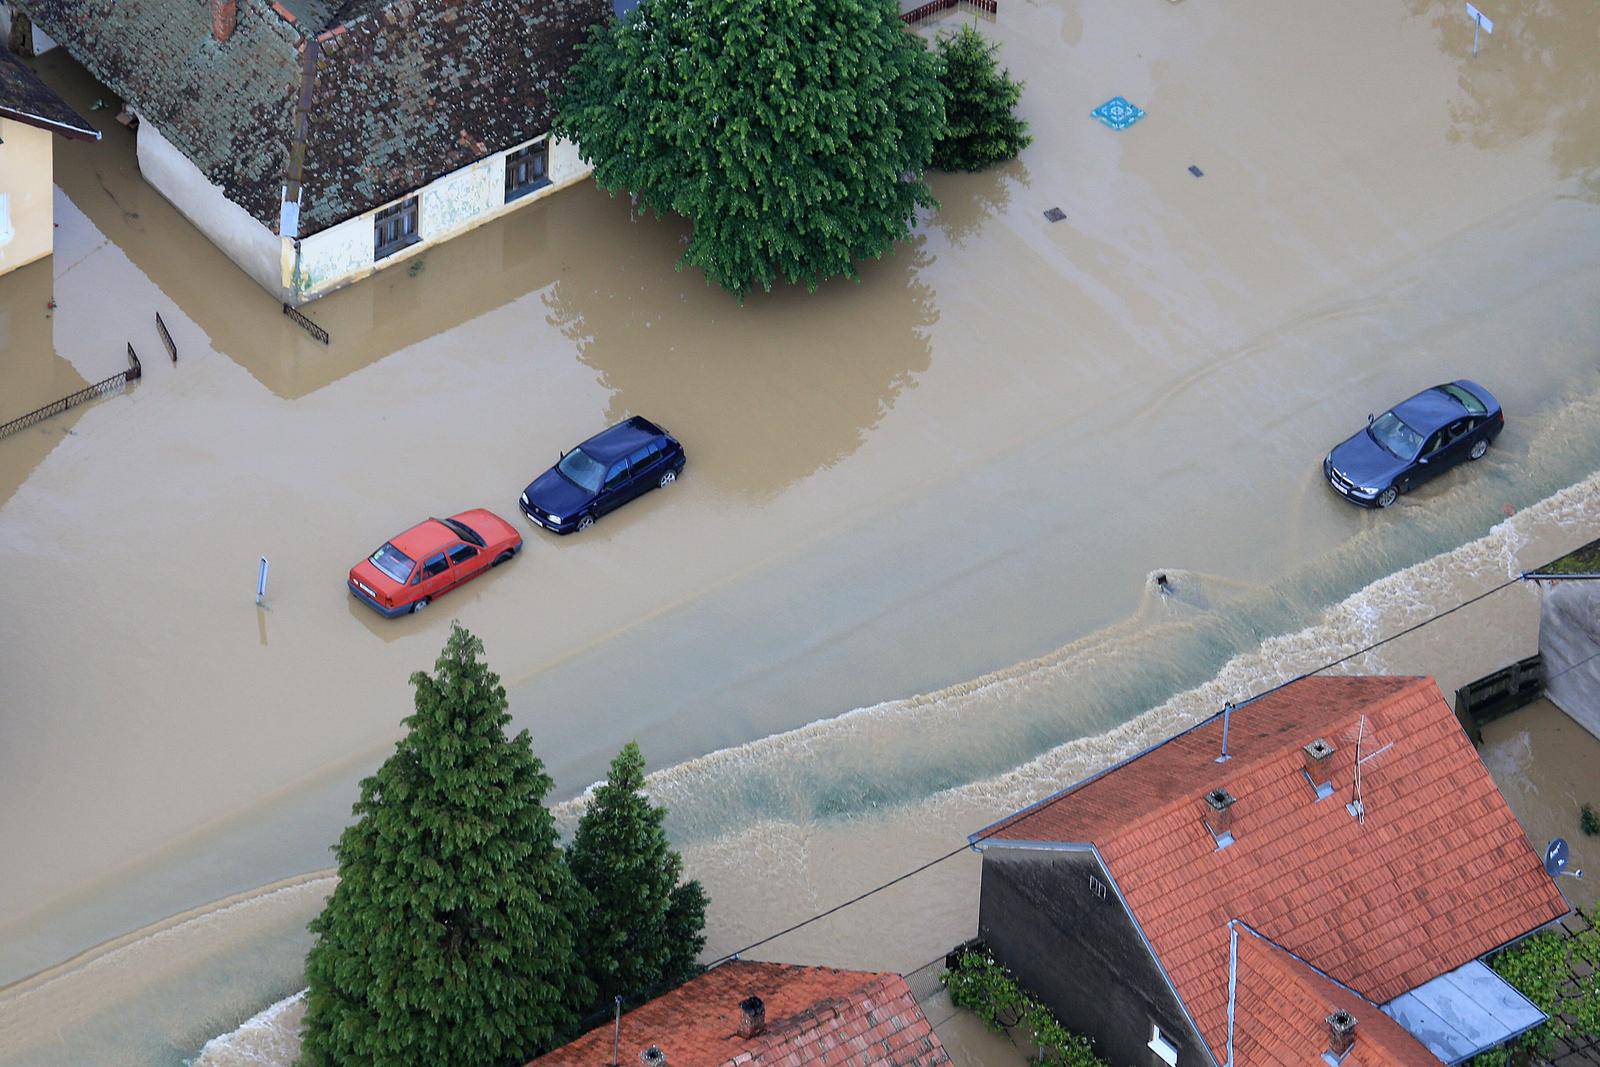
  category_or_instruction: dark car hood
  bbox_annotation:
[1328,429,1407,488]
[524,466,595,515]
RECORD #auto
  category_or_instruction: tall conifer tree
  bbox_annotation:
[932,25,1031,172]
[567,742,708,1009]
[301,623,590,1066]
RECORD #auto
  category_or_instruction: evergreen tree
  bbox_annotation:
[301,624,591,1067]
[567,742,709,1010]
[932,25,1031,172]
[556,0,947,298]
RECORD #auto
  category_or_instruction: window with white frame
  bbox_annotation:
[504,140,550,202]
[1148,1024,1179,1066]
[373,196,420,260]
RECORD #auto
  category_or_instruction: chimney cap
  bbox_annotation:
[1304,738,1336,761]
[1205,788,1236,812]
[738,994,766,1039]
[1326,1009,1357,1036]
[640,1046,667,1066]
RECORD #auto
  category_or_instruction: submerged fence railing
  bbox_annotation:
[901,0,996,24]
[0,345,142,440]
[282,302,330,345]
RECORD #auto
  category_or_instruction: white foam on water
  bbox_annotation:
[191,992,305,1067]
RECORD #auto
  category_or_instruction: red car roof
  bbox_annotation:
[389,518,454,559]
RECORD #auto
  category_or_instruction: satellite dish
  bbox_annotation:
[1544,838,1569,877]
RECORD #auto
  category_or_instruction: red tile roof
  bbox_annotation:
[528,961,951,1067]
[982,675,1568,1063]
[1230,924,1439,1067]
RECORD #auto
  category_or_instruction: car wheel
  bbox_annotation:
[1377,487,1398,509]
[577,514,596,532]
[659,469,676,488]
[492,550,514,567]
[411,597,431,614]
[1469,439,1488,460]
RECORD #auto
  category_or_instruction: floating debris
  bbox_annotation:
[1189,165,1204,177]
[1091,96,1145,130]
[1043,207,1066,223]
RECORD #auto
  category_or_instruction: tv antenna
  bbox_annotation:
[1544,838,1585,880]
[1344,715,1393,825]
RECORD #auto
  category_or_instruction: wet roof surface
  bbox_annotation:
[0,46,98,139]
[1392,386,1466,432]
[580,417,663,462]
[1383,959,1546,1064]
[979,675,1571,1063]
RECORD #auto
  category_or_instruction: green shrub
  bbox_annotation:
[1466,903,1600,1064]
[1581,802,1599,836]
[931,25,1031,172]
[942,951,1107,1067]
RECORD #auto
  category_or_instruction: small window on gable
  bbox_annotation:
[505,140,550,202]
[374,197,420,260]
[1148,1025,1179,1066]
[1087,874,1107,901]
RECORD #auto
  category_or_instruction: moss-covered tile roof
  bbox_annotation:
[18,0,604,235]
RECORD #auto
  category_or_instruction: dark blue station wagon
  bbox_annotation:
[1324,380,1503,508]
[520,416,685,533]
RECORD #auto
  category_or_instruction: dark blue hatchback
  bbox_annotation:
[520,416,685,533]
[1324,381,1503,508]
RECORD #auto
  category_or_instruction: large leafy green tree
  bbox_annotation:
[301,624,591,1066]
[567,742,708,1009]
[556,0,947,297]
[932,25,1030,172]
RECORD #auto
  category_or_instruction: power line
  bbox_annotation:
[707,568,1538,967]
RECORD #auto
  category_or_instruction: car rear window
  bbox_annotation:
[1438,383,1487,416]
[440,516,484,546]
[369,543,414,583]
[557,447,605,493]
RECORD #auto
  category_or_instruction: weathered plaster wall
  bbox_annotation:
[1540,581,1600,739]
[0,118,55,276]
[136,118,286,299]
[292,135,589,303]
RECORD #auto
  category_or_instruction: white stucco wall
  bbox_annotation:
[136,119,286,299]
[292,134,590,302]
[0,118,55,276]
[1540,580,1600,740]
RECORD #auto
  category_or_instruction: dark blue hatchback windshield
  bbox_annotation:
[557,447,606,493]
[1369,412,1423,460]
[369,543,414,583]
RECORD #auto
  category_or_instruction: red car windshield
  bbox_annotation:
[369,543,415,583]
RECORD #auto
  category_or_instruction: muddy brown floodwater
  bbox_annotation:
[2,0,1600,1062]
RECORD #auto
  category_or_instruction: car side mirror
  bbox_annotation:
[1418,456,1429,465]
[1367,413,1375,425]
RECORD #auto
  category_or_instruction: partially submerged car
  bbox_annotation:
[520,416,685,533]
[349,510,521,616]
[1324,381,1503,508]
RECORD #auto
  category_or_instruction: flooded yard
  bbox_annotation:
[2,0,1599,1062]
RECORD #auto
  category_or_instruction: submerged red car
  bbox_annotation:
[348,510,521,617]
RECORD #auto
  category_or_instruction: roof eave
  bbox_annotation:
[0,103,99,140]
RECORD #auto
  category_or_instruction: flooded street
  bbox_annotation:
[2,0,1599,1062]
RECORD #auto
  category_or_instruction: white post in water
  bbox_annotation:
[1466,3,1492,56]
[256,556,270,605]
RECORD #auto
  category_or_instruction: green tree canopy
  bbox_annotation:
[931,25,1030,172]
[556,0,947,297]
[301,623,591,1066]
[567,742,708,1010]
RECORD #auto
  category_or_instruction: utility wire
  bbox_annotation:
[707,568,1540,967]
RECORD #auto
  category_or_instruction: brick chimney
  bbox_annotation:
[212,0,236,43]
[1324,1009,1357,1063]
[1303,738,1335,779]
[1203,788,1236,841]
[738,995,766,1039]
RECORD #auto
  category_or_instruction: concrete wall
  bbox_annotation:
[0,118,55,276]
[1540,580,1600,739]
[135,118,287,300]
[978,846,1214,1067]
[290,134,589,303]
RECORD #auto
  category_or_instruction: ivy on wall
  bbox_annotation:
[941,950,1109,1067]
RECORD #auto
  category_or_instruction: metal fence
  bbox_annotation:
[0,345,142,440]
[282,301,330,345]
[901,0,997,24]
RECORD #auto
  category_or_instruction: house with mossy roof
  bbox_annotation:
[5,0,605,302]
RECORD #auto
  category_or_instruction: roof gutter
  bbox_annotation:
[975,839,1219,1067]
[0,105,100,141]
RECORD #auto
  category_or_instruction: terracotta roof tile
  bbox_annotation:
[982,676,1568,1063]
[529,961,952,1067]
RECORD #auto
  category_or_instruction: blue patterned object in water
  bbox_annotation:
[1092,96,1146,130]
